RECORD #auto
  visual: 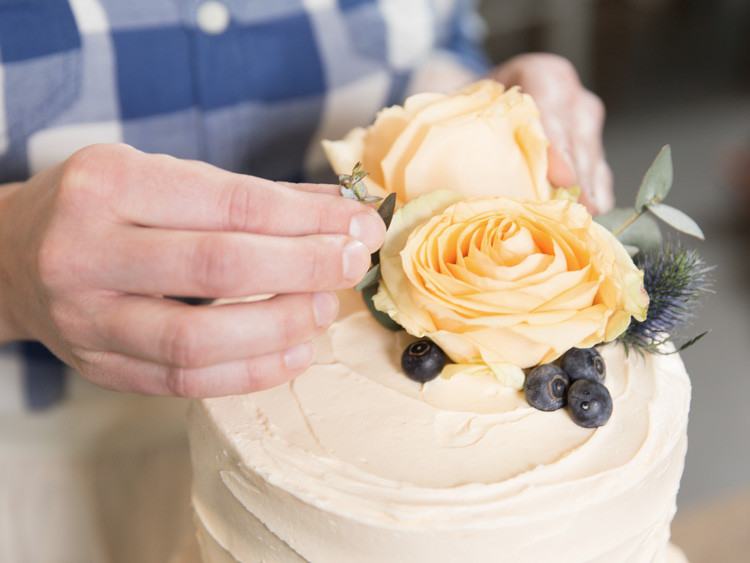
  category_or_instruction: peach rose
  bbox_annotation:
[373,191,648,388]
[323,80,552,204]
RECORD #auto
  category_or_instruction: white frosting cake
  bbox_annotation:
[188,290,690,562]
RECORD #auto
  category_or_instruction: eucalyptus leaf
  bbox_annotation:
[647,202,705,240]
[378,192,397,230]
[635,145,673,212]
[340,187,357,199]
[354,263,381,292]
[361,283,402,331]
[594,207,633,231]
[353,181,367,200]
[594,207,662,253]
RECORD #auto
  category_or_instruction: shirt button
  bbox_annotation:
[196,1,231,35]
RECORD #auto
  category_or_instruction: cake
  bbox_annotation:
[188,290,690,562]
[187,80,704,562]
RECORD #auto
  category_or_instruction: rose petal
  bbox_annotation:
[326,80,553,205]
[376,193,648,374]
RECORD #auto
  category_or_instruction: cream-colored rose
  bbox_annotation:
[323,80,552,204]
[373,192,648,388]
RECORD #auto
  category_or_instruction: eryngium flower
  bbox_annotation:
[620,243,712,352]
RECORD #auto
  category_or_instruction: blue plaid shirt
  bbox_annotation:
[0,0,489,411]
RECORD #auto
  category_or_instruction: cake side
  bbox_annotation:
[188,291,691,563]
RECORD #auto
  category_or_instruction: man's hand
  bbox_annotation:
[0,144,385,397]
[490,53,614,214]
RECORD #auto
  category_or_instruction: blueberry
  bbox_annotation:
[560,347,606,384]
[566,379,613,428]
[401,339,447,383]
[524,364,570,411]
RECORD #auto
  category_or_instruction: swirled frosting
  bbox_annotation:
[188,291,690,562]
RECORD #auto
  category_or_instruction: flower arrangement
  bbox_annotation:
[325,80,711,427]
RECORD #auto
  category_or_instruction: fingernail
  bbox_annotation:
[349,212,385,252]
[283,342,314,370]
[312,291,339,327]
[342,240,370,282]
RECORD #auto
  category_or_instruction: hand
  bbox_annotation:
[490,53,614,214]
[0,144,385,397]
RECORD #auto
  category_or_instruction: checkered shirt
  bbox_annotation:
[0,0,490,411]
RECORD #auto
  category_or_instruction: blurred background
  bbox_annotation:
[477,0,750,560]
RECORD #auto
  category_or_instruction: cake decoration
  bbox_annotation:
[566,378,614,428]
[324,80,552,204]
[338,161,384,203]
[559,347,606,384]
[328,80,710,428]
[620,244,711,353]
[372,192,648,390]
[522,364,570,411]
[188,80,701,563]
[595,145,712,353]
[401,339,447,383]
[522,347,612,426]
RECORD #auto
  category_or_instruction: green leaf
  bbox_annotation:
[674,330,710,352]
[594,207,662,253]
[354,263,381,292]
[594,207,631,231]
[351,162,367,181]
[635,330,710,355]
[353,181,367,200]
[647,202,705,240]
[635,145,673,212]
[361,284,402,331]
[377,192,397,230]
[339,163,375,202]
[368,194,397,268]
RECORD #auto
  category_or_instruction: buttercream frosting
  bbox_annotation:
[188,290,690,562]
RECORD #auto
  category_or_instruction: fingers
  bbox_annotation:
[546,146,577,189]
[12,144,384,399]
[81,292,334,397]
[488,54,615,214]
[537,83,612,214]
[568,91,613,213]
[71,144,385,249]
[91,292,337,370]
[276,181,340,196]
[85,343,316,397]
[543,90,611,213]
[88,226,372,297]
[589,159,614,213]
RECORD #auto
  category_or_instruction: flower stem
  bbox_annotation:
[612,210,643,237]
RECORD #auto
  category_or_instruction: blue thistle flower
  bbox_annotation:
[619,243,713,353]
